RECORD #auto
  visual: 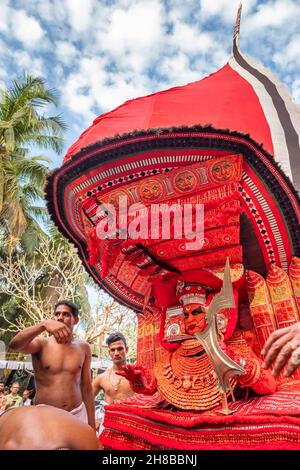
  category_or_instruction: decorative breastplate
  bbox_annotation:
[154,339,236,411]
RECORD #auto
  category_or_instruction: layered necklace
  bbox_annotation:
[155,339,236,410]
[109,367,123,391]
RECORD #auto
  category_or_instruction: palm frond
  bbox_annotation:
[13,155,48,185]
[7,74,58,109]
[21,184,45,203]
[20,135,65,154]
[20,217,47,256]
[35,114,67,132]
[0,73,66,249]
[0,73,65,152]
[26,206,49,225]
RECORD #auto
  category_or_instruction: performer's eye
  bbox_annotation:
[192,307,203,315]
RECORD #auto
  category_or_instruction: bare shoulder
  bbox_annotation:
[93,371,106,386]
[31,336,48,355]
[74,340,91,354]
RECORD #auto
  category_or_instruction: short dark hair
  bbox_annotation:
[106,332,127,347]
[54,300,79,318]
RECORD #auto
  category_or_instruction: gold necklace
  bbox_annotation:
[109,368,123,391]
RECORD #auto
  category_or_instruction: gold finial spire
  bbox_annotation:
[233,3,242,49]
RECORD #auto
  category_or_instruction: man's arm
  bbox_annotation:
[9,324,46,354]
[92,375,103,397]
[117,364,157,395]
[9,320,72,354]
[81,343,96,430]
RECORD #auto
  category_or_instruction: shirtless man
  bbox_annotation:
[9,300,95,429]
[0,406,102,450]
[92,332,134,404]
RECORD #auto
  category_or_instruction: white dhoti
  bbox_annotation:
[36,402,88,424]
[69,402,88,424]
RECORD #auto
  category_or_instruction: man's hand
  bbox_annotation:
[116,364,157,395]
[261,323,300,377]
[43,319,72,344]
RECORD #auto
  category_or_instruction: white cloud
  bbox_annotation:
[292,80,300,106]
[60,52,155,121]
[98,0,165,63]
[54,64,65,80]
[157,52,200,87]
[65,0,94,32]
[34,0,67,24]
[169,23,214,54]
[11,10,45,47]
[273,34,300,69]
[55,41,78,66]
[0,0,10,33]
[0,0,298,158]
[11,50,45,77]
[60,56,107,120]
[243,0,300,33]
[61,74,95,121]
[95,73,152,112]
[0,37,8,59]
[200,0,257,23]
[0,54,7,80]
[167,0,200,23]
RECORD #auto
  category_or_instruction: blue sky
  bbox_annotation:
[1,0,299,314]
[1,0,300,169]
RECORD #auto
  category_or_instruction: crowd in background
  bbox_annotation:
[0,380,32,414]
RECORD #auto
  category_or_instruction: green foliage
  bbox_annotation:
[0,74,137,360]
[0,73,66,241]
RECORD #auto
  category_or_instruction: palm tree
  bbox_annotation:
[0,73,66,241]
[0,75,91,349]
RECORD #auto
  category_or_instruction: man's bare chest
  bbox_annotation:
[102,373,132,398]
[34,342,84,374]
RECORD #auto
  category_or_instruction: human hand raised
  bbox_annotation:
[43,319,72,344]
[261,323,300,377]
[116,364,157,395]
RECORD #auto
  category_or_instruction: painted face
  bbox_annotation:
[140,180,163,201]
[211,160,234,182]
[53,304,78,331]
[108,339,128,366]
[103,190,128,209]
[183,303,207,335]
[174,171,197,192]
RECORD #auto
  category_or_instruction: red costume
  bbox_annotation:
[46,7,300,449]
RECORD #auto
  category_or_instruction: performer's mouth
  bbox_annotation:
[187,325,197,332]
